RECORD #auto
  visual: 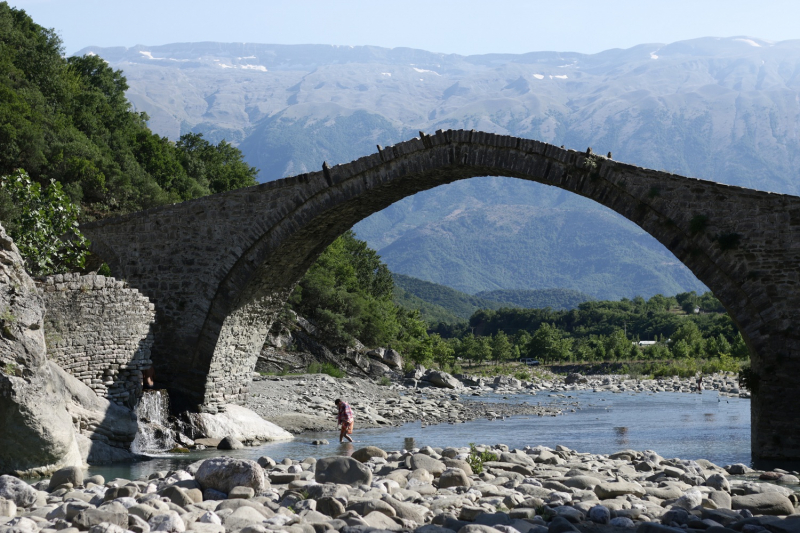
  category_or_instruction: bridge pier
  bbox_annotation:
[749,339,800,464]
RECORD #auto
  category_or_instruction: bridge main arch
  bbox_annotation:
[82,130,800,462]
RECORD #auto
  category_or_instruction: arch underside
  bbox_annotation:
[83,130,800,461]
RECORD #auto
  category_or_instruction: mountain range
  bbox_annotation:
[77,37,800,299]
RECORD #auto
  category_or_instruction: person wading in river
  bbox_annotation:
[335,398,354,443]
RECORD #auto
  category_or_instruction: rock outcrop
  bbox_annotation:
[0,224,82,476]
[49,362,138,464]
[421,369,461,389]
[256,312,377,377]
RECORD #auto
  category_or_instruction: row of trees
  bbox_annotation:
[406,292,750,370]
[441,322,748,368]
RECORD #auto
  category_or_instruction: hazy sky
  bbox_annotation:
[10,0,800,56]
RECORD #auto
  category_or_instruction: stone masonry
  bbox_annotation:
[81,130,800,462]
[39,272,155,406]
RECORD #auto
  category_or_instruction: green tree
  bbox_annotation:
[514,330,532,358]
[528,323,573,363]
[706,334,732,357]
[176,133,259,194]
[671,321,705,357]
[0,3,258,223]
[0,170,88,274]
[474,336,493,367]
[430,334,456,370]
[731,332,750,359]
[676,291,700,314]
[671,339,691,359]
[288,230,426,352]
[490,331,513,365]
[603,329,631,360]
[455,334,477,367]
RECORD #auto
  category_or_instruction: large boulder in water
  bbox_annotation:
[0,224,82,476]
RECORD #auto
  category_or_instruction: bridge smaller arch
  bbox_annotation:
[82,130,800,463]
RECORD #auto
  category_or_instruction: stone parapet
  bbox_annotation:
[39,272,155,405]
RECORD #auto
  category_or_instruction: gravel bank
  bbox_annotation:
[247,375,563,434]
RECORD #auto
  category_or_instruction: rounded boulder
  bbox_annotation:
[315,456,372,486]
[438,468,471,488]
[352,446,388,463]
[195,457,267,495]
[732,493,795,516]
[48,466,84,491]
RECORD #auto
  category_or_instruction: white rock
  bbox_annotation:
[188,404,293,442]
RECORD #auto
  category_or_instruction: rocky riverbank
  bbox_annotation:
[247,375,565,434]
[2,442,797,533]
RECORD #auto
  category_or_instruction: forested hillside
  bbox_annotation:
[392,274,511,319]
[393,274,594,323]
[476,288,593,310]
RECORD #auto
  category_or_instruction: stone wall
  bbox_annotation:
[39,272,155,406]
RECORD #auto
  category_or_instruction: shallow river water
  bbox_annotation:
[89,390,751,481]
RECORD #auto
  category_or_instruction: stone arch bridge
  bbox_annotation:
[81,130,800,462]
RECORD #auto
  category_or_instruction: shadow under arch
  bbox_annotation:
[83,130,800,462]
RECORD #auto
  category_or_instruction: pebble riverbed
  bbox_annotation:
[1,440,798,533]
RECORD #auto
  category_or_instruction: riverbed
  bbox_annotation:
[89,390,751,481]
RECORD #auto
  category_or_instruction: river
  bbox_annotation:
[89,389,751,481]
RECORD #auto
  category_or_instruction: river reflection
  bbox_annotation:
[88,391,752,481]
[613,426,629,447]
